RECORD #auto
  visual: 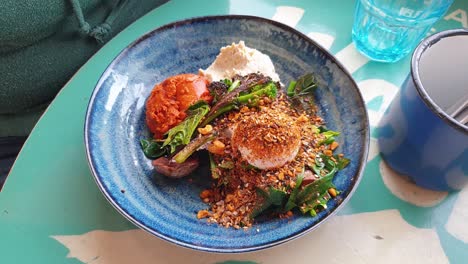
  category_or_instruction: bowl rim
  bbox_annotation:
[84,14,370,253]
[411,28,468,134]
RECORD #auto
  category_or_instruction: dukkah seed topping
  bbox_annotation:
[197,93,329,228]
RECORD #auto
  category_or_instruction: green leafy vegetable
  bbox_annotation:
[286,80,297,96]
[296,173,334,205]
[222,79,232,86]
[286,73,319,114]
[162,101,210,153]
[221,78,240,92]
[317,126,340,145]
[209,81,229,104]
[286,73,318,97]
[251,173,334,219]
[251,189,273,218]
[311,154,341,178]
[236,82,277,104]
[251,153,351,219]
[209,153,220,179]
[318,126,328,133]
[300,192,332,216]
[208,154,234,180]
[336,156,351,170]
[310,124,320,134]
[139,139,167,159]
[172,133,215,163]
[311,156,325,176]
[251,187,288,218]
[227,79,240,92]
[284,171,304,212]
[322,155,338,177]
[218,160,234,169]
[201,81,278,126]
[266,187,288,206]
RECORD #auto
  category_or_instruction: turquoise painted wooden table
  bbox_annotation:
[1,0,468,263]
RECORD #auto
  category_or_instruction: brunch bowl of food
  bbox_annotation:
[84,15,369,253]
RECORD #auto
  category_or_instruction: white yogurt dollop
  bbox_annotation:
[199,41,280,82]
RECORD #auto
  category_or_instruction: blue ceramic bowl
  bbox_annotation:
[85,15,369,253]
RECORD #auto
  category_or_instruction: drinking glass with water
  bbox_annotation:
[352,0,454,63]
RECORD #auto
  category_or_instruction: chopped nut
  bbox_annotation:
[297,114,309,122]
[330,141,339,150]
[197,210,210,219]
[207,140,225,155]
[198,124,213,135]
[278,172,284,180]
[289,181,296,188]
[225,194,235,202]
[240,106,250,113]
[324,149,333,156]
[200,189,213,199]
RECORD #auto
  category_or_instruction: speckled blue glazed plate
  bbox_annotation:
[85,15,369,253]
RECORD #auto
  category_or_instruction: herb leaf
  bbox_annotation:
[222,79,232,86]
[284,172,304,212]
[296,173,335,205]
[337,156,350,170]
[267,187,288,206]
[163,101,210,153]
[300,192,332,216]
[251,187,288,218]
[140,139,167,159]
[287,73,318,97]
[311,156,325,176]
[318,129,340,145]
[251,189,273,218]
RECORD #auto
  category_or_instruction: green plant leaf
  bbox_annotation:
[251,188,273,218]
[251,187,287,218]
[140,139,167,159]
[336,156,351,170]
[218,160,234,169]
[267,187,288,206]
[299,192,332,215]
[284,171,304,212]
[287,73,318,97]
[163,101,210,153]
[318,130,340,145]
[296,174,334,205]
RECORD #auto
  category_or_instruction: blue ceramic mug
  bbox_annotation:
[378,29,468,191]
